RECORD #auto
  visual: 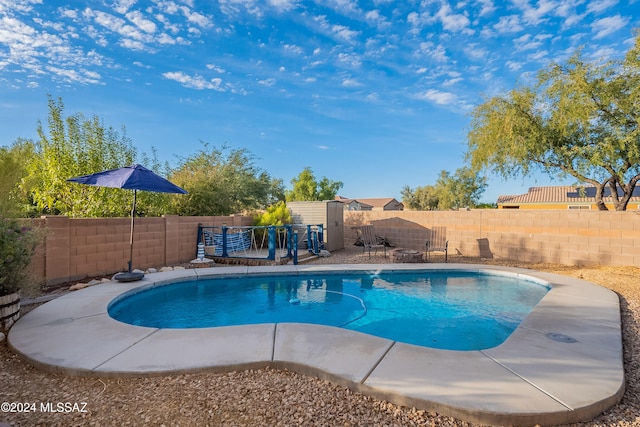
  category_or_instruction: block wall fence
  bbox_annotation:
[344,210,640,267]
[29,215,253,286]
[27,209,640,286]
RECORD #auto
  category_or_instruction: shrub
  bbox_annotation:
[253,201,292,226]
[0,217,44,296]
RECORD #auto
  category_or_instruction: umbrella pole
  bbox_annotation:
[128,189,136,273]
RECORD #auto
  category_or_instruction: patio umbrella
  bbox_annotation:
[67,164,187,281]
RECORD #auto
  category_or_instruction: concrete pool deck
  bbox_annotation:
[8,264,624,426]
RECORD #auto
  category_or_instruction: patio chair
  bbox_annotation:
[425,226,448,262]
[358,224,386,257]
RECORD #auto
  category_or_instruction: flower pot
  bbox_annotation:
[0,292,20,331]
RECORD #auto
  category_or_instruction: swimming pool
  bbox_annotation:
[108,271,550,350]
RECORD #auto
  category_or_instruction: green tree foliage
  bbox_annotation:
[433,168,488,210]
[401,184,439,210]
[286,167,343,201]
[24,95,139,217]
[135,147,175,217]
[169,144,284,216]
[254,201,292,226]
[467,33,640,211]
[0,217,45,296]
[402,167,487,210]
[0,140,35,217]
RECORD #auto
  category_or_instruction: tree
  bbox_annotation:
[433,168,487,210]
[401,184,439,210]
[402,167,487,210]
[254,201,292,226]
[466,33,640,211]
[0,139,35,217]
[24,95,138,217]
[169,143,284,216]
[286,167,343,201]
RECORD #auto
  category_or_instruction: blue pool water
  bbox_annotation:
[108,271,549,351]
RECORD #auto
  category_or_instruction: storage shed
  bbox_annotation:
[287,201,344,252]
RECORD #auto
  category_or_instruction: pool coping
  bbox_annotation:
[8,263,625,426]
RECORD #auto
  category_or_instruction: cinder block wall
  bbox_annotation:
[27,210,640,286]
[30,215,253,286]
[345,210,640,266]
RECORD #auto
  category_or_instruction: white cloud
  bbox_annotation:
[283,43,303,55]
[416,42,448,62]
[513,33,551,51]
[0,13,106,84]
[181,7,213,28]
[324,0,360,15]
[114,0,136,14]
[476,0,496,17]
[163,71,225,90]
[0,0,41,14]
[587,0,618,14]
[512,0,557,25]
[591,15,628,39]
[337,52,362,68]
[46,65,101,84]
[218,0,262,18]
[436,3,472,34]
[342,78,362,87]
[442,77,463,86]
[464,44,487,60]
[331,24,360,43]
[258,77,276,86]
[417,89,456,105]
[506,60,522,71]
[206,64,226,73]
[311,15,360,43]
[527,49,548,62]
[493,15,523,33]
[126,10,157,33]
[268,0,298,12]
[60,8,78,19]
[365,9,390,29]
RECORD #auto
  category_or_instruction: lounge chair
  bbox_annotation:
[358,224,386,257]
[425,226,448,262]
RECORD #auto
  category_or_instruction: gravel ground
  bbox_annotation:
[1,246,639,427]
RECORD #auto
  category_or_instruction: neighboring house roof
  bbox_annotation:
[497,185,640,205]
[356,198,403,209]
[335,196,404,210]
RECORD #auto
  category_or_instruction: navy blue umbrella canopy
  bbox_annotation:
[67,164,187,194]
[67,164,187,281]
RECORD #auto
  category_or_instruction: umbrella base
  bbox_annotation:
[113,271,145,282]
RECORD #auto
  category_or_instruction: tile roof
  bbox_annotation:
[355,198,402,208]
[497,185,640,204]
[335,196,403,208]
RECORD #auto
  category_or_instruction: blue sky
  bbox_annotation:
[1,0,638,203]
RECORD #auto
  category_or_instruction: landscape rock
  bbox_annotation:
[159,266,174,272]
